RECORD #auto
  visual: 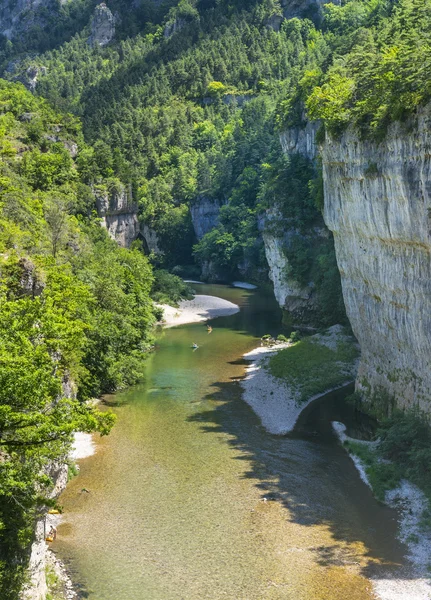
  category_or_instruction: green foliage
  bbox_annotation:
[0,80,159,597]
[267,334,358,402]
[344,441,401,501]
[206,81,227,96]
[378,412,431,497]
[259,154,319,229]
[308,0,431,137]
[151,270,194,306]
[345,411,431,506]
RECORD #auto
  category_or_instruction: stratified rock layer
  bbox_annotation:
[322,106,431,412]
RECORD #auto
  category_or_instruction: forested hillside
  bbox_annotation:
[1,0,431,596]
[3,0,429,307]
[4,0,348,322]
[0,80,159,598]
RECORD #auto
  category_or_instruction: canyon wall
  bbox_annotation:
[95,182,139,248]
[322,106,431,413]
[262,209,315,318]
[261,121,321,318]
[190,197,221,240]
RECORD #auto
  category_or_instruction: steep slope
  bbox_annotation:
[308,0,431,415]
[6,0,346,325]
[0,79,158,599]
[6,0,431,405]
[322,106,431,415]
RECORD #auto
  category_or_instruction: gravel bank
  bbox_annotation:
[241,326,357,435]
[70,432,96,459]
[159,294,239,327]
[332,422,431,600]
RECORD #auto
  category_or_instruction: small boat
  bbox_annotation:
[192,343,199,349]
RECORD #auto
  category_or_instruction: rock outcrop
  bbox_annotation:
[21,463,69,600]
[141,223,161,254]
[190,197,221,240]
[262,121,320,319]
[95,182,139,248]
[88,3,116,47]
[321,105,431,413]
[262,209,314,317]
[281,0,341,22]
[280,119,320,161]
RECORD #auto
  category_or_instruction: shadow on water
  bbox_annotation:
[187,377,410,582]
[57,284,421,598]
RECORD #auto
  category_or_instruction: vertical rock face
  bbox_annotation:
[21,463,69,600]
[262,124,320,319]
[190,197,221,240]
[95,183,139,248]
[141,223,161,254]
[88,3,116,47]
[280,120,320,161]
[322,106,431,413]
[262,209,314,317]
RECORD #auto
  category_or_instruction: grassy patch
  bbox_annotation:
[45,564,63,600]
[266,336,358,403]
[344,410,431,512]
[67,461,79,482]
[344,441,401,501]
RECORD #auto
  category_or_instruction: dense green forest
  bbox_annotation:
[6,0,353,321]
[1,0,431,596]
[7,0,426,323]
[0,80,161,597]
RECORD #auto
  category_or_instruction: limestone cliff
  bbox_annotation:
[95,182,139,248]
[321,105,431,413]
[280,119,320,161]
[262,209,315,318]
[141,223,161,255]
[262,120,320,319]
[88,3,116,47]
[190,197,221,240]
[21,463,69,600]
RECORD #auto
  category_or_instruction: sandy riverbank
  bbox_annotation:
[241,326,358,435]
[70,432,96,459]
[159,294,239,328]
[333,422,431,600]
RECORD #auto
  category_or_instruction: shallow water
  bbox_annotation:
[55,285,407,599]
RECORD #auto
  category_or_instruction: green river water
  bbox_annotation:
[55,285,407,600]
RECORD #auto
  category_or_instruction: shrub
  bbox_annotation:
[151,269,194,306]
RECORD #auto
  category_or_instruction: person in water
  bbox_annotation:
[48,526,57,541]
[206,324,212,333]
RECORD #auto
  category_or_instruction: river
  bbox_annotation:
[55,284,407,599]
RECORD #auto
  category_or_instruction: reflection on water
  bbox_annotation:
[55,285,406,599]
